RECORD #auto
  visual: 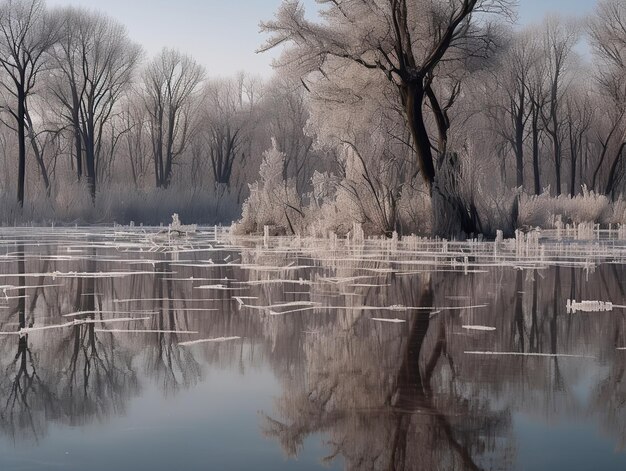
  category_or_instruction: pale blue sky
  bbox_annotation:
[46,0,597,77]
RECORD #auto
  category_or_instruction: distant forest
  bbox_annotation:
[0,0,624,238]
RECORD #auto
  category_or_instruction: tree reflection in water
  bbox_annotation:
[0,229,624,470]
[0,245,56,442]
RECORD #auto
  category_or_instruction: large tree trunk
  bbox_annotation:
[72,87,82,180]
[531,107,541,195]
[553,138,562,195]
[25,109,51,196]
[569,127,577,197]
[431,153,483,239]
[84,120,97,201]
[403,81,483,239]
[404,81,436,187]
[515,107,524,189]
[605,142,625,199]
[17,87,26,207]
[85,146,96,201]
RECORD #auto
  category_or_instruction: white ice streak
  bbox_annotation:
[2,283,63,291]
[244,301,321,312]
[0,317,150,336]
[81,317,151,325]
[48,270,159,278]
[63,310,157,318]
[462,325,496,331]
[95,329,198,334]
[371,318,406,323]
[194,284,248,291]
[269,307,318,316]
[113,298,213,303]
[341,304,487,312]
[233,296,259,307]
[465,351,594,358]
[179,336,241,346]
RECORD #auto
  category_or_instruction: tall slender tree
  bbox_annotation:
[51,7,141,199]
[589,0,626,198]
[540,16,579,196]
[0,0,59,206]
[143,48,205,189]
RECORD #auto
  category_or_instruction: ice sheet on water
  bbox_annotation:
[566,299,625,313]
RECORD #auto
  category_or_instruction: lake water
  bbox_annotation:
[0,227,625,470]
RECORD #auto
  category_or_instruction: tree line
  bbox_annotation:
[0,0,624,237]
[0,0,323,219]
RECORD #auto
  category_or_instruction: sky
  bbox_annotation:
[46,0,598,78]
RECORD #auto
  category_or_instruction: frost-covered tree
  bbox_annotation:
[260,0,514,237]
[234,138,301,234]
[263,77,315,193]
[303,59,419,235]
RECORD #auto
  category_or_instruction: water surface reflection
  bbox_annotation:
[0,228,625,470]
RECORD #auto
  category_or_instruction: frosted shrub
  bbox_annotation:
[233,139,302,235]
[302,153,434,238]
[519,187,615,227]
[397,183,432,235]
[611,199,626,224]
[304,171,356,237]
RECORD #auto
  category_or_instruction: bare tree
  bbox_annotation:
[120,93,151,188]
[539,16,580,196]
[564,83,593,196]
[0,0,59,206]
[143,48,204,189]
[485,29,539,189]
[201,76,256,190]
[589,0,626,198]
[51,7,141,199]
[527,51,547,195]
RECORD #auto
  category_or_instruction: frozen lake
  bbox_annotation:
[0,226,626,470]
